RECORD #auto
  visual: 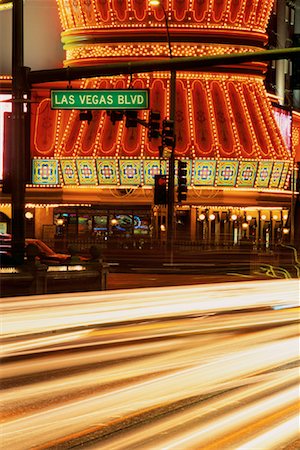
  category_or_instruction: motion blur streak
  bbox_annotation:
[157,386,299,450]
[235,415,300,450]
[1,280,299,449]
[2,279,299,338]
[2,328,298,412]
[96,368,299,450]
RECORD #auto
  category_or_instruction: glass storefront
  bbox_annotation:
[53,207,152,242]
[34,204,292,251]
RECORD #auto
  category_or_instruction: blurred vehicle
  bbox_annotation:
[0,234,70,266]
[26,239,70,265]
[0,250,15,267]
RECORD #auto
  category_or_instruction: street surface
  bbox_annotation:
[106,272,262,290]
[1,279,299,449]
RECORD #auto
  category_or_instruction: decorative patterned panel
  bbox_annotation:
[256,161,273,188]
[211,81,236,157]
[217,161,239,186]
[175,79,191,157]
[32,159,59,185]
[173,0,189,21]
[192,80,214,157]
[243,84,270,158]
[212,0,227,22]
[238,161,258,187]
[227,82,255,158]
[33,99,57,157]
[60,159,78,185]
[97,79,126,156]
[112,0,128,21]
[57,110,73,157]
[132,0,147,21]
[76,159,98,185]
[81,0,96,25]
[144,160,167,185]
[193,160,216,186]
[192,0,209,22]
[229,0,243,23]
[96,159,118,185]
[121,79,145,157]
[254,87,287,160]
[80,110,104,156]
[269,161,284,188]
[279,162,291,189]
[95,0,109,22]
[119,160,141,185]
[144,78,167,157]
[64,111,82,154]
[244,0,256,25]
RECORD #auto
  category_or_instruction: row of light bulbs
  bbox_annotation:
[57,0,272,33]
[66,43,255,61]
[198,213,288,221]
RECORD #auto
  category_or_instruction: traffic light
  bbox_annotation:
[125,110,138,128]
[177,160,188,203]
[79,110,93,124]
[107,110,124,124]
[154,174,167,205]
[148,110,161,139]
[159,145,172,159]
[162,119,175,149]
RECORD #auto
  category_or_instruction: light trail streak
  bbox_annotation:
[158,386,299,450]
[2,324,298,413]
[2,279,299,338]
[1,280,299,449]
[2,335,299,449]
[235,415,300,450]
[95,368,300,450]
[2,307,298,358]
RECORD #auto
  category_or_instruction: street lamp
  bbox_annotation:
[150,0,176,260]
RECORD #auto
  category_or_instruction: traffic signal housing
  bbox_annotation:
[177,160,188,203]
[107,110,124,124]
[79,110,93,124]
[125,110,138,128]
[162,119,175,149]
[148,110,161,139]
[154,174,167,205]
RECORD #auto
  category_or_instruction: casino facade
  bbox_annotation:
[1,0,300,248]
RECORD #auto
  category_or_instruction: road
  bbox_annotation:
[1,279,299,449]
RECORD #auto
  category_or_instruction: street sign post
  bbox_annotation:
[50,89,149,110]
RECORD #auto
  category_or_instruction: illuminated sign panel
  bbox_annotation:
[51,89,149,110]
[273,104,292,155]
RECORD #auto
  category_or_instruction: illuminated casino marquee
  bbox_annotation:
[30,0,293,193]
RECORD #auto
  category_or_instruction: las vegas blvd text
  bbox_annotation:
[51,90,149,109]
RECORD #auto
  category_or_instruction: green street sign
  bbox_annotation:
[51,89,149,110]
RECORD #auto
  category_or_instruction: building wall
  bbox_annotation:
[0,0,64,75]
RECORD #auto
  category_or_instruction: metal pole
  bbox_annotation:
[290,161,295,245]
[167,70,176,261]
[11,0,26,265]
[28,48,300,85]
[158,4,176,261]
